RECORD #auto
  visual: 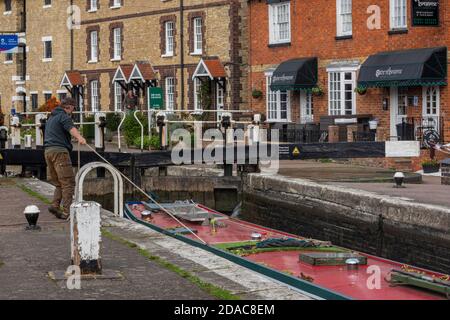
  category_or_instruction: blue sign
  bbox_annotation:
[0,35,19,52]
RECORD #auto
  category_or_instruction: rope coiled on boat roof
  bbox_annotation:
[256,238,322,249]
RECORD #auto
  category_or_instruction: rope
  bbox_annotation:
[84,143,208,245]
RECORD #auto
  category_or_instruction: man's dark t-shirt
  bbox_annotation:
[44,107,75,152]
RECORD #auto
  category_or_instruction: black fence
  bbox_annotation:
[270,124,328,144]
[396,116,444,147]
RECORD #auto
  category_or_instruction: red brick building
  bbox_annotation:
[248,0,449,155]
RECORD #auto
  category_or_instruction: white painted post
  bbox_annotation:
[70,201,102,274]
[10,114,21,149]
[94,112,106,151]
[35,114,47,149]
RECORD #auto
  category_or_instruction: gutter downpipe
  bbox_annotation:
[180,0,185,110]
[70,0,74,70]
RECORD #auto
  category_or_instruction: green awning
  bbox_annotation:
[358,47,447,88]
[270,58,318,91]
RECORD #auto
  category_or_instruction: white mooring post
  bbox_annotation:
[70,201,102,274]
[94,112,106,151]
[10,114,21,149]
[35,114,47,149]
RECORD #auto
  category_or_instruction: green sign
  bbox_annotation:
[148,87,164,109]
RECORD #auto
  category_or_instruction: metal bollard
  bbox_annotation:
[70,201,102,275]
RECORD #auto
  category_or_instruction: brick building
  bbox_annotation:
[0,0,72,114]
[0,0,248,119]
[247,0,449,149]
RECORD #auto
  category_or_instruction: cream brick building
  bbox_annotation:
[0,0,248,120]
[0,0,72,115]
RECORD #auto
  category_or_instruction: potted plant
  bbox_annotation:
[368,118,379,130]
[421,159,440,174]
[311,86,324,97]
[355,86,367,95]
[252,89,263,99]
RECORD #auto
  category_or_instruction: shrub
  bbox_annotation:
[421,159,439,166]
[38,96,60,112]
[133,135,161,150]
[106,113,123,132]
[21,117,36,140]
[123,113,148,146]
[81,115,95,140]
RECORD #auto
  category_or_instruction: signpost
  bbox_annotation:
[0,34,19,52]
[148,87,164,110]
[412,0,439,27]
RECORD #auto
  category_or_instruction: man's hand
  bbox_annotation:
[78,137,87,145]
[70,127,87,146]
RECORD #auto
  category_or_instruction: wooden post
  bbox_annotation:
[70,202,102,275]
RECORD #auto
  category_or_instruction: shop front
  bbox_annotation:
[358,47,447,146]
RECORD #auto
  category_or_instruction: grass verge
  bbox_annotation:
[101,228,240,300]
[18,184,52,205]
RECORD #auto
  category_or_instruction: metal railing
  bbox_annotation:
[396,116,444,147]
[133,109,256,152]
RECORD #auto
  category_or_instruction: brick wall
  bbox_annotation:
[248,0,449,141]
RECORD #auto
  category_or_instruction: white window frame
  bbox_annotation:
[110,0,122,9]
[43,0,52,9]
[165,77,175,111]
[265,71,291,123]
[164,21,175,57]
[390,0,407,30]
[113,28,121,60]
[336,0,352,37]
[300,92,314,124]
[193,78,202,111]
[90,30,98,63]
[268,2,291,45]
[422,86,440,134]
[91,80,99,112]
[327,67,357,116]
[423,86,440,117]
[88,0,98,12]
[114,82,123,111]
[42,36,52,62]
[193,17,203,55]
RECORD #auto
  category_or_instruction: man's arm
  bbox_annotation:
[70,127,87,145]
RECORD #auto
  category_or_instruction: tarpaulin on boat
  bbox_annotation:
[357,47,447,88]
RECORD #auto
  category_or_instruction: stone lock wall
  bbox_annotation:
[442,159,450,185]
[241,173,450,273]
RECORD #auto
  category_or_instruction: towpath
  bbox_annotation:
[0,178,311,300]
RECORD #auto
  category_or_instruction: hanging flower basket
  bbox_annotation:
[355,86,368,95]
[311,87,324,97]
[252,89,263,99]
